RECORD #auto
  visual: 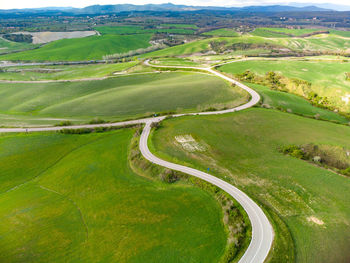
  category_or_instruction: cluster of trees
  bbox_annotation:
[3,33,32,43]
[235,70,340,114]
[103,43,167,60]
[281,144,350,176]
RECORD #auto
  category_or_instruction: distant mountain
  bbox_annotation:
[0,3,334,15]
[288,3,350,11]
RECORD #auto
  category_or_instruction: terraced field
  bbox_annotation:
[0,72,248,127]
[0,34,152,61]
[218,59,350,112]
[151,108,350,263]
[0,129,228,262]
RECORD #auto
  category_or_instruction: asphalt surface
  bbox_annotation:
[0,61,273,263]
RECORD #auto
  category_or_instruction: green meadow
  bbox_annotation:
[0,61,138,81]
[0,72,248,127]
[218,59,350,112]
[151,109,350,263]
[0,34,152,61]
[160,24,198,29]
[0,129,228,262]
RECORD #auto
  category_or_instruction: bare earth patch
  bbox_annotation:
[307,216,324,225]
[175,134,206,152]
[14,31,97,44]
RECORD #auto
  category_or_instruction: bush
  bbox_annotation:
[55,120,73,127]
[340,167,350,176]
[280,145,306,159]
[160,169,179,183]
[89,118,106,124]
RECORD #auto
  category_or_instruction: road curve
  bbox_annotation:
[0,61,273,263]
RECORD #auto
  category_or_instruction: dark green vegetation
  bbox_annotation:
[0,34,152,61]
[0,61,138,81]
[0,72,247,127]
[219,59,350,113]
[151,109,350,263]
[3,33,33,43]
[0,128,230,262]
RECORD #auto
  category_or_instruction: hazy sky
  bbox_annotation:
[0,0,349,9]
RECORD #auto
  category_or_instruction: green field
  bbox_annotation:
[0,61,138,81]
[160,24,198,29]
[0,72,248,127]
[0,128,229,262]
[151,109,350,263]
[203,28,239,37]
[0,34,152,61]
[0,37,37,54]
[219,59,350,112]
[248,83,349,123]
[251,28,350,38]
[151,57,202,67]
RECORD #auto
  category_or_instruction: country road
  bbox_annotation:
[0,61,274,263]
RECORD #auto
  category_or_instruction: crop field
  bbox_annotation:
[218,59,350,112]
[251,28,350,38]
[248,83,349,123]
[151,109,350,263]
[14,31,97,44]
[203,28,239,37]
[160,24,198,29]
[0,129,228,262]
[0,37,37,54]
[0,61,138,81]
[0,72,248,127]
[0,34,152,61]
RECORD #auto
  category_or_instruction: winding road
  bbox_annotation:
[0,61,273,263]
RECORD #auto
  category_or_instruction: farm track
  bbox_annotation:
[0,60,274,263]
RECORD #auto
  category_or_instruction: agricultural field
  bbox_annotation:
[13,31,97,44]
[0,129,229,262]
[0,61,138,81]
[0,34,152,61]
[0,72,248,127]
[151,109,350,263]
[251,27,350,38]
[203,28,240,37]
[218,59,350,112]
[160,24,198,29]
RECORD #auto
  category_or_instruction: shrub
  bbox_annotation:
[160,169,179,183]
[55,120,73,127]
[340,167,350,176]
[89,118,106,124]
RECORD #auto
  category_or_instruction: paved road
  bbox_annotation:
[0,61,273,263]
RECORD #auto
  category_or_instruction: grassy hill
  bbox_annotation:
[0,72,248,127]
[0,34,152,61]
[0,37,37,54]
[0,128,228,262]
[151,109,350,263]
[218,59,350,112]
